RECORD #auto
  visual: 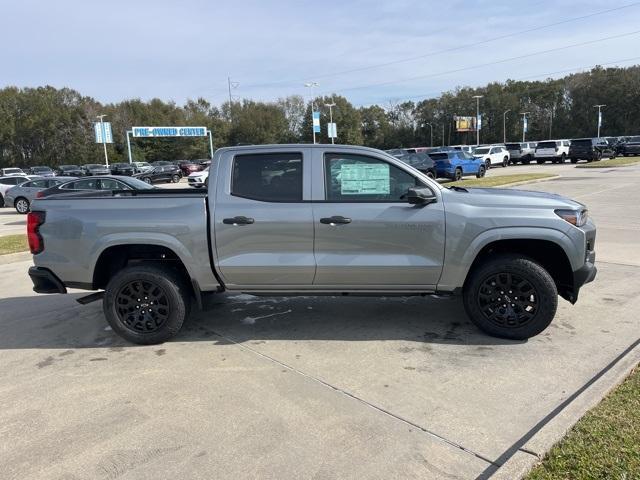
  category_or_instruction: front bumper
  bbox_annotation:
[28,267,67,294]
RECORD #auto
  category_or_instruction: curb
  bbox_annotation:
[501,175,560,188]
[0,251,31,265]
[490,340,640,479]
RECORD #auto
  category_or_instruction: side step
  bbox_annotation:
[76,291,105,305]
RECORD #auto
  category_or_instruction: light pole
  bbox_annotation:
[424,122,433,147]
[325,102,336,144]
[520,112,530,142]
[96,114,109,167]
[304,82,319,144]
[472,95,483,146]
[442,123,445,147]
[503,110,510,144]
[594,104,606,137]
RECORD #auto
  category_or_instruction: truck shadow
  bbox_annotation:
[0,293,524,350]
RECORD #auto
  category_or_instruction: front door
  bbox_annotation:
[312,151,446,288]
[213,150,315,287]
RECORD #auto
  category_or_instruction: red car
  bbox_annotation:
[177,161,203,176]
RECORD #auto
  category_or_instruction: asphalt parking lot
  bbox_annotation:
[1,163,639,479]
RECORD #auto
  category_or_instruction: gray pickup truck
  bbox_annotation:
[27,144,596,344]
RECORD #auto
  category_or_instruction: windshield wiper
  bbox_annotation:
[446,185,468,192]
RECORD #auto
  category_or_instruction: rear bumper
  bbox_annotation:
[28,266,67,294]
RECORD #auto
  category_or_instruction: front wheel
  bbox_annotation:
[570,158,578,164]
[522,156,531,165]
[463,255,558,340]
[143,177,153,184]
[172,174,181,183]
[502,157,509,168]
[103,264,191,345]
[0,194,4,208]
[15,197,30,214]
[476,165,486,178]
[425,170,435,179]
[485,159,491,170]
[452,168,462,181]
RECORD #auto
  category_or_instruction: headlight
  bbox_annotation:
[555,208,588,227]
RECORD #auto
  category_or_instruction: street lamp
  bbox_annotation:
[424,122,433,147]
[503,110,510,144]
[594,104,606,138]
[325,102,336,144]
[520,112,530,142]
[96,114,109,167]
[304,82,319,144]
[472,95,483,146]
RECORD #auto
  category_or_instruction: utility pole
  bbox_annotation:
[594,104,606,138]
[424,122,433,147]
[325,101,336,144]
[472,95,483,146]
[442,123,445,147]
[520,112,530,142]
[227,77,239,122]
[304,82,319,144]
[96,114,109,167]
[503,110,510,144]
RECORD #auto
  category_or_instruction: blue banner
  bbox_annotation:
[312,111,321,133]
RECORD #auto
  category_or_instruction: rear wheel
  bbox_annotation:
[143,177,153,184]
[15,197,30,214]
[453,168,462,181]
[463,255,558,340]
[425,170,435,179]
[171,174,181,183]
[560,153,566,163]
[536,158,545,164]
[485,159,491,170]
[103,264,191,345]
[594,151,602,162]
[0,194,4,208]
[570,158,578,164]
[522,156,531,165]
[476,165,486,178]
[502,157,509,168]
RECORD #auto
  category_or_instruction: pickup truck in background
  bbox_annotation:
[27,144,596,345]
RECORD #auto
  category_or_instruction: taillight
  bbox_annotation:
[27,211,46,254]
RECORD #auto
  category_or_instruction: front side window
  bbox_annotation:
[325,153,421,202]
[67,179,98,190]
[232,152,303,202]
[0,178,20,185]
[98,179,126,190]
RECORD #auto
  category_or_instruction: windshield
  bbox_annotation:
[473,147,490,154]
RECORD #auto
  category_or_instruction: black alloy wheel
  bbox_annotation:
[115,280,170,334]
[476,272,538,329]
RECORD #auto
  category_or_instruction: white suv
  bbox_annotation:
[535,140,570,164]
[472,145,510,168]
[187,167,209,188]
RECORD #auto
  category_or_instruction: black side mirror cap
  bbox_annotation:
[407,187,437,206]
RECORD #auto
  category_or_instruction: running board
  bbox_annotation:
[76,291,105,305]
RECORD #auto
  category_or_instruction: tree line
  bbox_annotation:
[1,65,639,168]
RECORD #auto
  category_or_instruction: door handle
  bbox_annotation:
[320,216,352,225]
[223,216,255,225]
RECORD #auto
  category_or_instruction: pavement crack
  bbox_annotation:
[596,260,640,268]
[518,447,541,459]
[209,329,498,467]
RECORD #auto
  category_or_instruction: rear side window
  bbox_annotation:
[65,179,98,190]
[324,153,421,202]
[232,152,303,202]
[28,179,49,188]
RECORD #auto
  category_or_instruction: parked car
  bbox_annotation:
[150,160,176,167]
[4,177,77,213]
[55,165,85,177]
[568,138,616,163]
[535,140,571,163]
[38,176,155,198]
[394,152,437,179]
[176,160,203,176]
[82,164,111,176]
[27,144,597,345]
[472,145,510,168]
[0,167,27,177]
[0,175,39,207]
[132,161,154,174]
[619,135,640,156]
[187,168,209,188]
[133,165,182,184]
[505,142,536,165]
[430,150,485,180]
[385,149,408,157]
[110,163,136,176]
[450,145,474,154]
[28,166,56,177]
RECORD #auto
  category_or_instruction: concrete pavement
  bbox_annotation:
[0,163,639,479]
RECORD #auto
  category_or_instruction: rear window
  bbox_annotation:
[3,168,22,174]
[629,136,640,142]
[571,139,593,147]
[232,152,303,202]
[428,153,449,161]
[536,141,557,149]
[505,143,521,150]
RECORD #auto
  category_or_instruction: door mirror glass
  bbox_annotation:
[406,187,437,206]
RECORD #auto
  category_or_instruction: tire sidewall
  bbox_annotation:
[16,198,29,214]
[463,255,558,340]
[103,265,190,344]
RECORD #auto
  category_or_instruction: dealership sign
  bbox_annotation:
[132,126,208,138]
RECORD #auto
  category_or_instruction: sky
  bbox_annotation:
[2,0,640,108]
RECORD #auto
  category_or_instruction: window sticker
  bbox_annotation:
[340,163,390,195]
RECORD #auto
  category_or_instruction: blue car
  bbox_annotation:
[429,150,486,180]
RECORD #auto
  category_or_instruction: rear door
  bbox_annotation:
[213,149,315,287]
[312,149,445,287]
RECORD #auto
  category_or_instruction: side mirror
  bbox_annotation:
[406,187,437,206]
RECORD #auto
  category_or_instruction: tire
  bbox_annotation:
[502,157,509,168]
[570,158,578,164]
[425,170,435,179]
[485,159,491,170]
[172,174,181,183]
[204,177,209,187]
[594,151,602,162]
[476,165,486,178]
[453,168,462,181]
[103,264,192,345]
[560,153,566,163]
[143,177,152,184]
[15,197,30,214]
[463,254,558,340]
[536,159,545,164]
[522,156,531,165]
[0,194,4,208]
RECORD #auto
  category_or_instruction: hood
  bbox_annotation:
[448,187,584,209]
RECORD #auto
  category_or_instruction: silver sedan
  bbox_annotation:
[5,177,77,214]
